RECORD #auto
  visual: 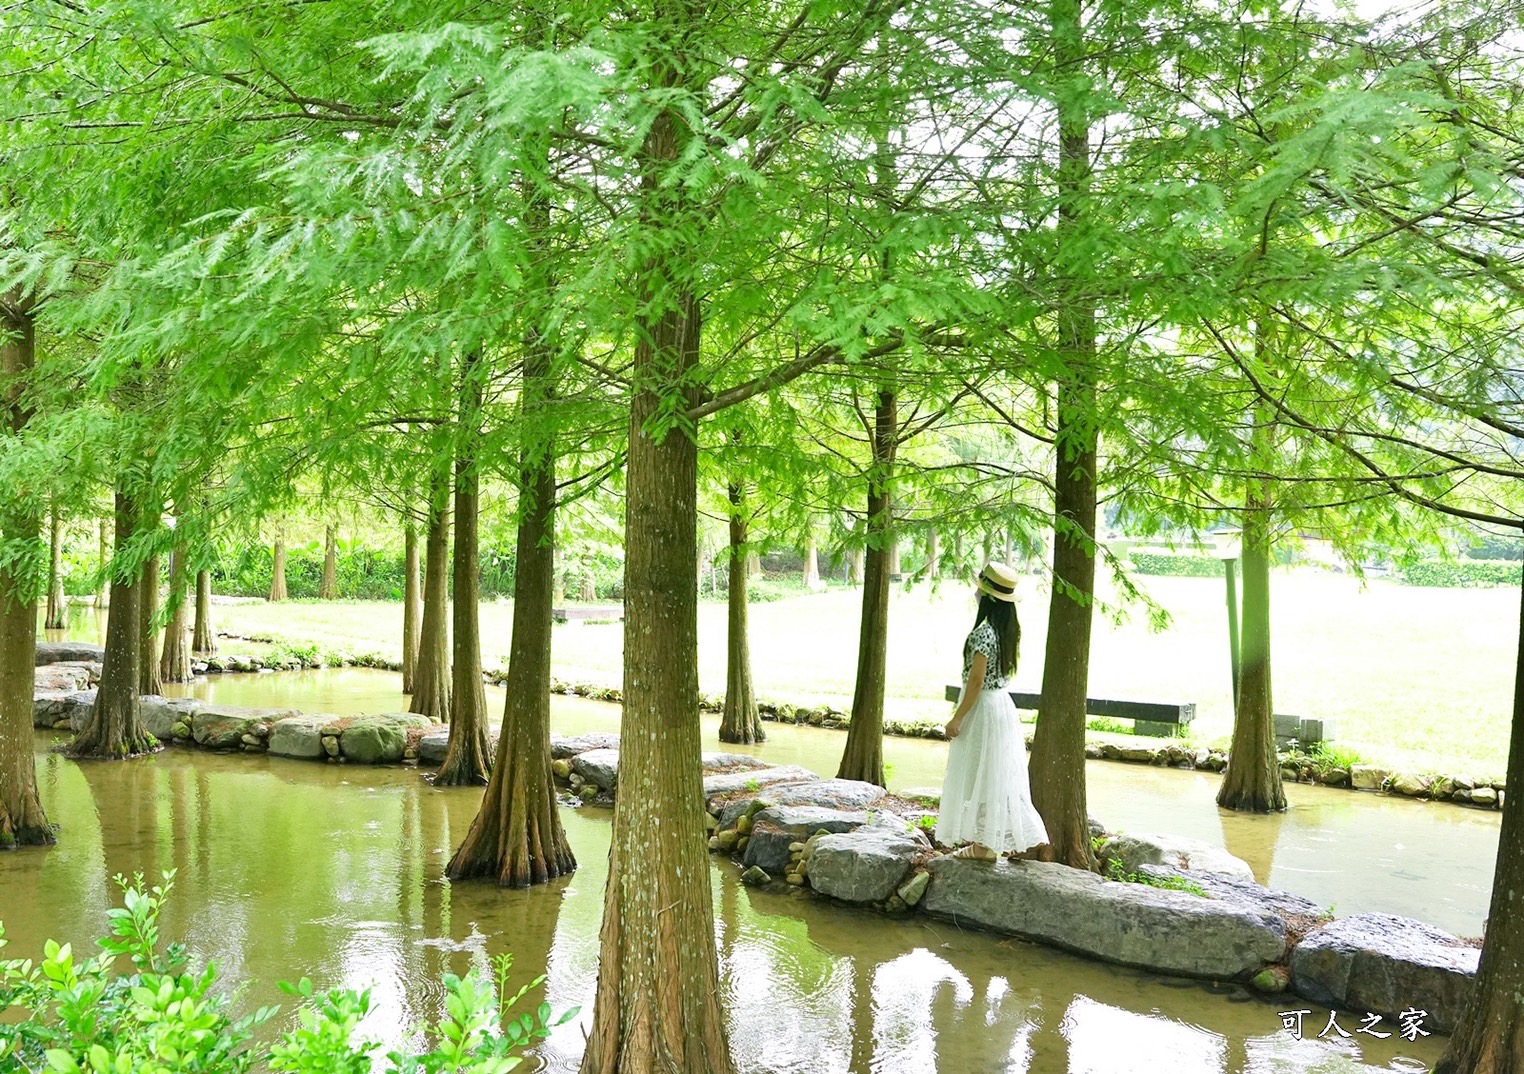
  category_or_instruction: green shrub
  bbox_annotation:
[1129,553,1223,578]
[211,543,520,601]
[1104,858,1206,897]
[0,873,573,1074]
[1402,560,1521,588]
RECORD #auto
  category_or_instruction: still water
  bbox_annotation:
[6,664,1468,1071]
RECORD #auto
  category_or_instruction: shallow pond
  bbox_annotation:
[169,667,1498,938]
[4,665,1472,1072]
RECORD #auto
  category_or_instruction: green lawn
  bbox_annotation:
[212,567,1518,780]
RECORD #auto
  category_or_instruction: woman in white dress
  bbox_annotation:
[937,562,1049,861]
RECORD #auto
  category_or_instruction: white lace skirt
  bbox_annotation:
[936,686,1049,853]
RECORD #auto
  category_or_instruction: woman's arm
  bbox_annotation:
[945,652,986,739]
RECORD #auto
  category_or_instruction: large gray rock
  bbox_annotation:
[741,806,874,873]
[571,748,621,791]
[922,857,1285,980]
[269,713,338,759]
[701,752,772,774]
[36,689,97,731]
[192,705,291,750]
[140,696,204,741]
[1289,913,1478,1033]
[758,778,887,812]
[33,690,69,728]
[35,642,105,666]
[417,728,451,766]
[1137,865,1322,922]
[1098,832,1254,880]
[703,766,819,808]
[34,664,93,693]
[551,732,621,759]
[62,690,97,731]
[808,827,921,904]
[339,713,431,765]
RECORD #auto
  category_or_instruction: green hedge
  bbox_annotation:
[1130,552,1224,578]
[1403,560,1522,588]
[212,543,518,600]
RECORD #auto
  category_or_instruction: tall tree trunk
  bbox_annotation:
[580,80,731,1069]
[925,528,940,581]
[1003,526,1016,566]
[886,535,900,580]
[837,389,896,788]
[409,474,452,723]
[95,517,109,608]
[402,521,421,693]
[192,569,216,654]
[1216,469,1285,811]
[448,323,575,884]
[138,550,163,696]
[45,505,66,631]
[1435,568,1524,1072]
[437,359,492,787]
[803,531,821,591]
[74,491,156,758]
[268,533,287,601]
[1029,372,1099,869]
[719,480,762,744]
[159,546,192,684]
[849,546,864,585]
[580,569,598,602]
[1026,0,1098,872]
[0,291,52,846]
[320,523,338,599]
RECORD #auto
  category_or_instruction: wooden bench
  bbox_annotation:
[552,606,625,624]
[944,685,1195,737]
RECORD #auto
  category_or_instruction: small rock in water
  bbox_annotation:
[240,733,261,747]
[552,759,572,780]
[741,866,770,886]
[1251,966,1289,994]
[577,784,599,802]
[716,829,740,852]
[322,736,340,758]
[736,813,754,836]
[897,871,931,907]
[1471,787,1498,807]
[1389,772,1431,797]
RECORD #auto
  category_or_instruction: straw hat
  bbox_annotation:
[976,562,1020,603]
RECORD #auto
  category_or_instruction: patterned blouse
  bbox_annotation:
[962,619,1009,691]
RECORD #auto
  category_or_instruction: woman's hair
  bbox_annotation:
[974,593,1020,677]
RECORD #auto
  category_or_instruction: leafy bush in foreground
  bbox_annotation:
[0,873,572,1074]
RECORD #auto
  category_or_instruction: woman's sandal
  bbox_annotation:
[946,844,998,862]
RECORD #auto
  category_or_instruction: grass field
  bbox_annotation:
[211,567,1518,780]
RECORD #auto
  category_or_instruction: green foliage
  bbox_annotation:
[1104,858,1207,897]
[1128,553,1224,578]
[1085,717,1132,735]
[210,542,518,600]
[1402,559,1521,588]
[0,875,574,1074]
[1279,740,1365,775]
[1462,532,1524,562]
[265,641,323,669]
